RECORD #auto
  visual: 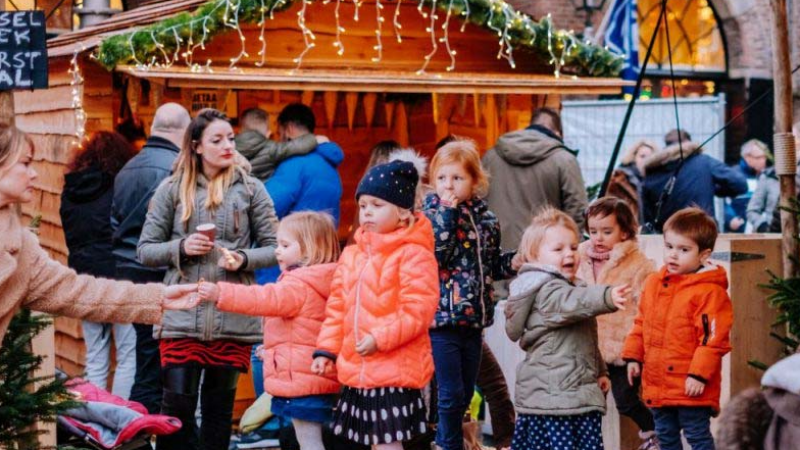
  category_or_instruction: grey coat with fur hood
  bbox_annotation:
[505,264,617,415]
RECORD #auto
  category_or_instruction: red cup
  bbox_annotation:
[196,223,216,243]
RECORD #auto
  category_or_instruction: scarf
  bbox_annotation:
[585,245,612,280]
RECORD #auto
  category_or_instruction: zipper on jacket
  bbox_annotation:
[467,212,486,326]
[701,314,710,346]
[233,201,240,235]
[354,240,372,385]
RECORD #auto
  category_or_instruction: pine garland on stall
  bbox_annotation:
[0,310,80,449]
[95,0,623,77]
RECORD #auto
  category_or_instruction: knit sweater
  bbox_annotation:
[0,206,165,343]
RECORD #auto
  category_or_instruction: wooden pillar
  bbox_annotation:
[771,0,798,278]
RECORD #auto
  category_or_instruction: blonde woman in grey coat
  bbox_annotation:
[505,207,629,450]
[138,109,279,450]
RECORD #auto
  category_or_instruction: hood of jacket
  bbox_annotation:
[62,167,114,204]
[510,263,570,297]
[315,141,344,168]
[644,141,702,171]
[494,128,570,167]
[654,264,728,290]
[353,212,435,254]
[235,130,269,161]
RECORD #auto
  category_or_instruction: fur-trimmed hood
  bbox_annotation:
[644,141,702,172]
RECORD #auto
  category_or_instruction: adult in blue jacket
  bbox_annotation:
[723,139,768,232]
[642,134,747,233]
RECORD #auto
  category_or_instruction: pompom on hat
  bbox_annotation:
[356,159,419,210]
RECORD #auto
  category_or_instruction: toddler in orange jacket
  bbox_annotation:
[623,207,733,450]
[312,158,439,450]
[194,211,342,450]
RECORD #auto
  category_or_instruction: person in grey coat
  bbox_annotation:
[137,109,279,450]
[746,167,780,233]
[504,207,628,449]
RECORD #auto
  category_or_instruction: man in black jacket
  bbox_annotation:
[111,103,190,413]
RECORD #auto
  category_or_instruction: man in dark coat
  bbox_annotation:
[642,129,748,233]
[110,103,190,413]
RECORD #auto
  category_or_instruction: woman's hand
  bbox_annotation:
[198,282,221,302]
[311,356,334,375]
[163,284,200,310]
[355,334,378,356]
[217,248,244,271]
[183,233,214,256]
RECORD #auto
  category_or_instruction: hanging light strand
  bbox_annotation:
[416,0,438,74]
[393,0,403,43]
[440,0,456,71]
[293,0,317,69]
[229,0,250,70]
[256,0,268,66]
[460,0,470,32]
[69,48,87,147]
[333,0,345,55]
[372,0,384,62]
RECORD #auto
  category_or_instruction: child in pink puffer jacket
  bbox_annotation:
[196,211,341,450]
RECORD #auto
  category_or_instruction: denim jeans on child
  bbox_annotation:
[430,327,483,450]
[82,321,137,398]
[652,406,715,450]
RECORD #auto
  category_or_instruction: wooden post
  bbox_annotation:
[771,0,798,278]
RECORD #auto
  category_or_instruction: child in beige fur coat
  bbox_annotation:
[577,197,658,450]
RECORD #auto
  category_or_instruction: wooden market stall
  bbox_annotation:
[15,0,632,433]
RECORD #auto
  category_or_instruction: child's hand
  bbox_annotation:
[355,334,378,356]
[197,282,221,302]
[163,284,200,310]
[611,284,632,310]
[627,362,641,386]
[315,135,330,144]
[598,376,611,394]
[685,377,706,397]
[511,252,524,271]
[255,345,264,361]
[311,356,333,375]
[438,191,458,208]
[217,248,244,271]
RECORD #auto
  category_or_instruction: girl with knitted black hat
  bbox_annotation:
[312,158,440,450]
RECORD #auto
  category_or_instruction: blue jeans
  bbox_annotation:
[81,321,136,398]
[652,407,715,450]
[430,327,483,450]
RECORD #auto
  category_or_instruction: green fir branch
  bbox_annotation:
[95,0,622,77]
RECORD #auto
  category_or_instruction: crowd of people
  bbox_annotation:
[2,102,796,450]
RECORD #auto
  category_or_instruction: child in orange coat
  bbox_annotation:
[312,159,440,450]
[623,207,734,450]
[195,211,341,450]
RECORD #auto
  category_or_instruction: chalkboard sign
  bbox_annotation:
[0,11,48,91]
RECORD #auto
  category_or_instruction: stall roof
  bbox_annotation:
[120,65,630,94]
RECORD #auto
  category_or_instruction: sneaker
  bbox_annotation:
[236,429,280,449]
[637,435,661,450]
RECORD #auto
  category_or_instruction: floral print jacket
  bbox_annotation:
[423,193,516,329]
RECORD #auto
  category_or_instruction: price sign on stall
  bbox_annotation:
[0,11,48,90]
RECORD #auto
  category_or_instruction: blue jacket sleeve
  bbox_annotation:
[266,158,302,219]
[710,158,748,198]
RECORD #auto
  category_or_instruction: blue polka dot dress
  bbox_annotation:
[510,412,604,450]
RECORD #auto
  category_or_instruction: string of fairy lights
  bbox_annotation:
[94,0,623,77]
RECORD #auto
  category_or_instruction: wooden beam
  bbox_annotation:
[384,100,397,130]
[363,93,378,128]
[323,91,338,129]
[345,92,358,131]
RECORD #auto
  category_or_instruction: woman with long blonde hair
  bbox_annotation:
[137,109,280,450]
[0,123,197,346]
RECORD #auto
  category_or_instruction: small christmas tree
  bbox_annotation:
[0,310,79,449]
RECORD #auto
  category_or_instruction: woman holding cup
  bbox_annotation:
[137,109,279,450]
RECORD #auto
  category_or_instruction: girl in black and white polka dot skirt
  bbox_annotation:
[312,157,440,450]
[504,208,631,450]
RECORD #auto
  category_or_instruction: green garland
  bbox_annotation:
[96,0,622,77]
